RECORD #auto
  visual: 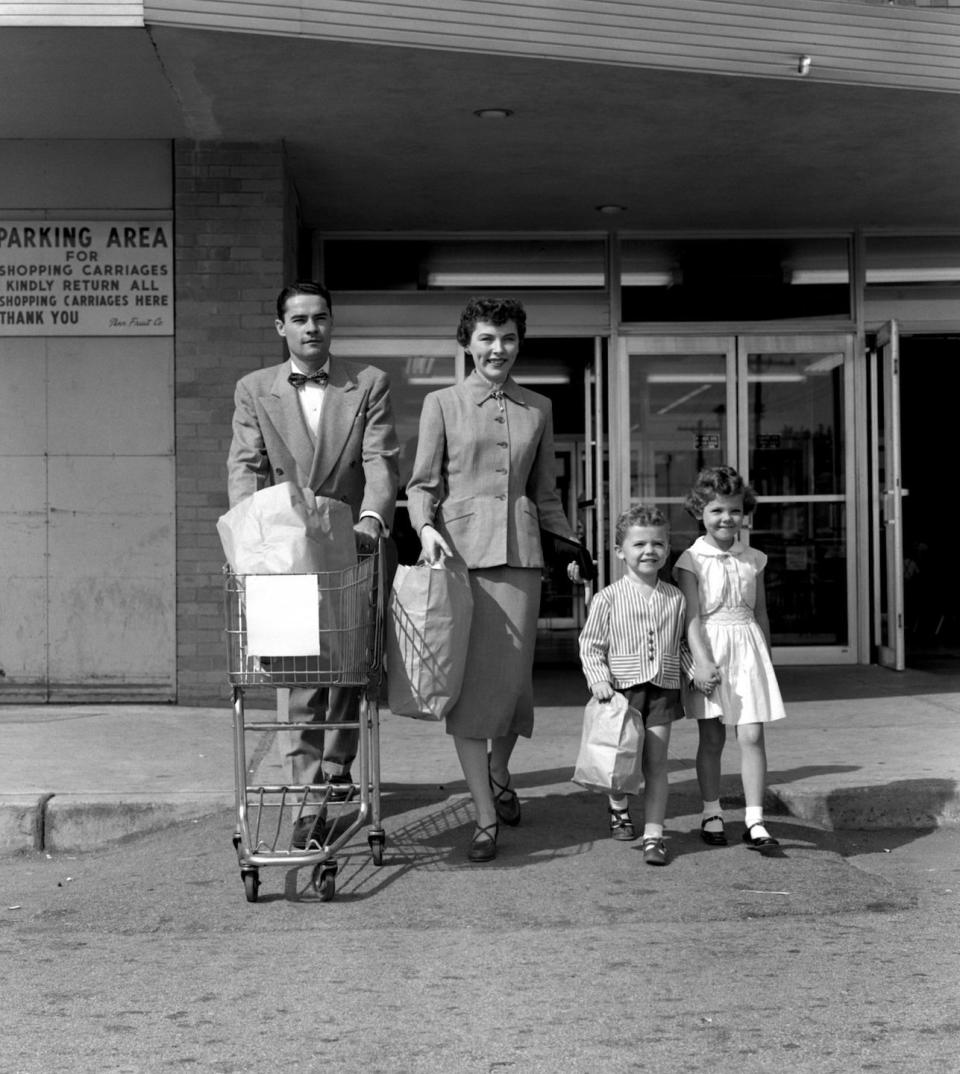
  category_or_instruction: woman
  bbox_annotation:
[406,297,582,862]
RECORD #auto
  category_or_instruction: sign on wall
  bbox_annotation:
[0,220,173,336]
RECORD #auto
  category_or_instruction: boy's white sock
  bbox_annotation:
[608,795,629,812]
[643,823,663,842]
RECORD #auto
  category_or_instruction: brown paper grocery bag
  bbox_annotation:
[386,560,473,720]
[572,693,644,795]
[217,484,356,575]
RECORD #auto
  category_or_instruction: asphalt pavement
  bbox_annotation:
[3,663,959,855]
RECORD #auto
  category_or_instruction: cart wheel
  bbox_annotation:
[242,869,259,903]
[313,865,336,902]
[368,830,385,866]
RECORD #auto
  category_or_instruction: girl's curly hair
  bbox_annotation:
[684,465,757,517]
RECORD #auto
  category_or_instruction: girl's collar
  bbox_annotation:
[694,535,745,556]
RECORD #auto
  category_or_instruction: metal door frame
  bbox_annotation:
[870,321,906,670]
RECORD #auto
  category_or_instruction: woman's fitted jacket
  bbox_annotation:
[406,372,575,569]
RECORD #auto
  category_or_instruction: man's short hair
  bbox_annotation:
[276,281,333,321]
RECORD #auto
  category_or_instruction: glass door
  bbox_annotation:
[334,338,462,566]
[738,334,856,663]
[620,332,857,663]
[618,335,737,566]
[870,322,906,670]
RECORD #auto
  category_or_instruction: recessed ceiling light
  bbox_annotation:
[473,108,514,119]
[596,204,627,215]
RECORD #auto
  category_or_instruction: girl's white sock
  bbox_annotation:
[643,823,663,842]
[702,800,723,832]
[744,806,764,827]
[608,795,629,812]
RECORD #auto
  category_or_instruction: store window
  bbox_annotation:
[322,237,607,291]
[620,236,852,322]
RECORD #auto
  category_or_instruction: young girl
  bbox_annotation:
[673,465,786,853]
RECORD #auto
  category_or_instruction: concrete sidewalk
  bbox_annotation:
[2,665,959,855]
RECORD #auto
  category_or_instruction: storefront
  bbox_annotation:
[3,4,960,700]
[323,232,960,672]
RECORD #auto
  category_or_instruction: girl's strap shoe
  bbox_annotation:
[700,815,728,846]
[742,822,780,852]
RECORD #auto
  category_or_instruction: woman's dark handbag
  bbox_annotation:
[540,530,597,581]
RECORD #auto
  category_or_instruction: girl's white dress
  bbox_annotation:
[673,536,786,725]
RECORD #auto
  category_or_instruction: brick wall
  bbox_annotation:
[174,141,290,702]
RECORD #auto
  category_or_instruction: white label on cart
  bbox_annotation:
[245,575,321,656]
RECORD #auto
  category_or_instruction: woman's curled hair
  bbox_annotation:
[456,297,527,348]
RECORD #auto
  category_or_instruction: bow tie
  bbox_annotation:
[288,369,328,388]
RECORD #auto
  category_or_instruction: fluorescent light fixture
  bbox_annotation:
[622,271,675,287]
[426,271,603,287]
[789,269,849,285]
[867,267,960,283]
[792,267,960,284]
[408,376,457,386]
[515,374,570,385]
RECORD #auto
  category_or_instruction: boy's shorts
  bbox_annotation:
[622,683,683,728]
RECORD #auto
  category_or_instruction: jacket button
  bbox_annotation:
[276,469,284,476]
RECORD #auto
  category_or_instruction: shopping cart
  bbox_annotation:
[223,541,386,903]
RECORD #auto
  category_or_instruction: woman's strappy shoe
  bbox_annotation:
[468,821,499,863]
[488,756,522,827]
[608,806,637,841]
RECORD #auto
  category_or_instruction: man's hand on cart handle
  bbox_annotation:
[353,516,381,555]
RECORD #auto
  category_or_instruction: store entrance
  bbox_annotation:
[621,332,857,664]
[518,337,599,667]
[899,335,960,667]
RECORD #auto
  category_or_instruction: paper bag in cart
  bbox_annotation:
[216,483,356,575]
[572,693,645,795]
[217,485,360,680]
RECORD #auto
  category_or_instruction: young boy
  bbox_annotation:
[578,505,688,865]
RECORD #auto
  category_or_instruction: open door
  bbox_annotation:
[583,337,604,593]
[871,321,906,670]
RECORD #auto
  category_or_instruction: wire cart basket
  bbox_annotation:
[223,542,386,902]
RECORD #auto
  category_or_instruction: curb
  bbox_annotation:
[0,793,233,856]
[3,778,959,857]
[769,777,960,831]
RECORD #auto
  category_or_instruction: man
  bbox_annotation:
[228,281,399,848]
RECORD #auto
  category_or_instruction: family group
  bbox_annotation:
[227,282,786,865]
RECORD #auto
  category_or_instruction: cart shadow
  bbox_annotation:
[255,787,911,902]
